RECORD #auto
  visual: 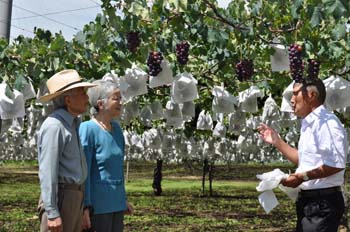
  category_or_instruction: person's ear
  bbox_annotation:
[307,90,318,104]
[64,95,71,106]
[97,99,104,110]
[310,90,317,99]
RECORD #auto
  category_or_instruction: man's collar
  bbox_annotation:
[303,105,325,125]
[55,108,76,126]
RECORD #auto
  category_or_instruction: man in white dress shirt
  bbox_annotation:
[258,77,347,232]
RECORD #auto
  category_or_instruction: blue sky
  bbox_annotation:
[9,0,231,41]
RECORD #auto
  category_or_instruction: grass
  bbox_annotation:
[0,161,348,232]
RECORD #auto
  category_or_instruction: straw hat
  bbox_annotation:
[39,69,97,103]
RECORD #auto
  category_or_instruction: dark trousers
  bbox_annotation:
[296,190,344,232]
[92,211,124,232]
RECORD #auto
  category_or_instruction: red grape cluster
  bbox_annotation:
[288,44,304,82]
[235,59,254,82]
[126,31,141,53]
[175,41,190,65]
[307,59,320,79]
[147,51,163,76]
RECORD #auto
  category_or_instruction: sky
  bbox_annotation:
[8,0,232,41]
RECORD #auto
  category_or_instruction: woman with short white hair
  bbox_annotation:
[79,80,133,232]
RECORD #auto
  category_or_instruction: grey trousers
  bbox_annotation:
[92,211,124,232]
[39,188,84,232]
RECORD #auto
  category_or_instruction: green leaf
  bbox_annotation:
[14,73,28,92]
[331,23,346,40]
[345,53,350,67]
[310,6,323,27]
[112,50,126,62]
[291,0,303,18]
[329,42,344,59]
[50,36,65,51]
[3,74,9,82]
[251,0,262,16]
[207,29,217,43]
[129,2,150,20]
[323,0,347,18]
[5,83,14,99]
[178,0,188,12]
[168,0,188,12]
[74,31,86,45]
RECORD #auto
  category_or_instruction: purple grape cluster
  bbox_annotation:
[307,59,320,79]
[235,59,254,82]
[175,41,190,65]
[147,51,163,76]
[288,44,304,82]
[126,31,141,53]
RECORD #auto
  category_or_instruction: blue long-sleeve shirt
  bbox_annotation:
[79,119,127,214]
[37,109,87,219]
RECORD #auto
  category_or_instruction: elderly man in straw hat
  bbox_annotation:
[37,69,97,232]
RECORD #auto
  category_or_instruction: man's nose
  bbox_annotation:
[290,96,295,105]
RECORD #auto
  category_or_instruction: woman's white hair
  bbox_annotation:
[87,80,120,115]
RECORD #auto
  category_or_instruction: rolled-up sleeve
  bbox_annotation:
[38,124,63,219]
[320,120,347,168]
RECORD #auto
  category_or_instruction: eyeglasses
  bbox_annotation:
[111,96,122,101]
[292,87,303,96]
[99,96,122,102]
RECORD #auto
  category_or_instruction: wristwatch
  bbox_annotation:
[302,172,309,181]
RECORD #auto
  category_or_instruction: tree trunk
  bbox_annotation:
[202,158,209,195]
[209,162,214,197]
[152,159,163,196]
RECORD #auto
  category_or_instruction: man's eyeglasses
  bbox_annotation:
[292,87,303,96]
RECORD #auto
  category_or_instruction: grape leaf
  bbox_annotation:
[14,73,28,92]
[310,6,323,27]
[323,0,348,18]
[331,23,347,40]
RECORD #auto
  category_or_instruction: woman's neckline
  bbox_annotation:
[93,117,112,132]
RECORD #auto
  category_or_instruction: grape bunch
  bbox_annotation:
[235,59,254,82]
[288,44,304,82]
[147,51,163,76]
[126,31,141,53]
[307,59,321,80]
[175,41,190,65]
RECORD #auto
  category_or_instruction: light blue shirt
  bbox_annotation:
[79,119,127,214]
[37,108,87,219]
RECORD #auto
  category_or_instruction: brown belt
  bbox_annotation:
[58,183,83,191]
[299,186,342,198]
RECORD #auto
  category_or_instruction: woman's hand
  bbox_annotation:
[124,201,134,215]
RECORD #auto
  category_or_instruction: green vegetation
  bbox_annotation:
[0,161,299,232]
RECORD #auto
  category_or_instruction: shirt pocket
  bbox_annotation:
[300,143,322,165]
[97,179,123,185]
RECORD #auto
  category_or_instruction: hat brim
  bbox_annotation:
[38,82,97,103]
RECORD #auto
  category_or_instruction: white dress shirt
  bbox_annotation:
[296,105,348,190]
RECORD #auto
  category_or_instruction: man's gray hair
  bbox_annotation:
[87,80,120,115]
[52,88,79,110]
